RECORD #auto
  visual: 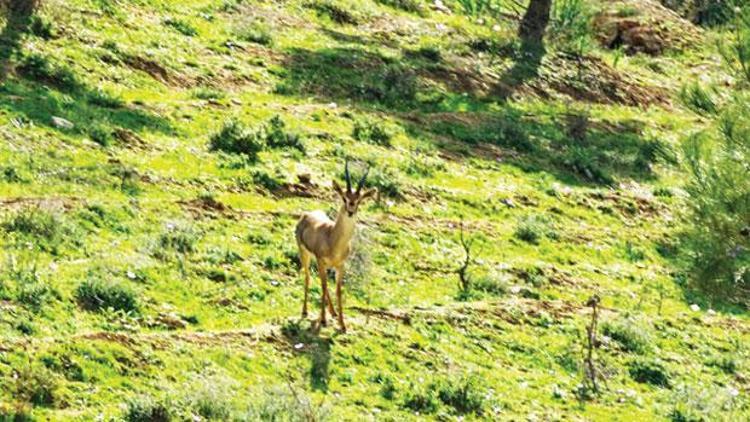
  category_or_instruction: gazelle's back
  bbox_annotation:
[296,210,334,256]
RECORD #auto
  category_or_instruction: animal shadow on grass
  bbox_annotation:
[281,319,332,392]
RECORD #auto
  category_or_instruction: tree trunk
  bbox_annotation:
[519,0,552,46]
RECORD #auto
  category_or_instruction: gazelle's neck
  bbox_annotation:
[331,204,356,251]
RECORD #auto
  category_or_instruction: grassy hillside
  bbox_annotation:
[0,0,747,420]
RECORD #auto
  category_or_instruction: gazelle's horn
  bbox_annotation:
[345,160,352,192]
[356,164,370,193]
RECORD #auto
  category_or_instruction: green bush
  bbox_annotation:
[352,119,393,146]
[209,116,304,160]
[2,209,70,254]
[309,0,360,24]
[15,364,58,407]
[17,280,56,312]
[236,21,273,45]
[209,119,265,160]
[88,88,124,108]
[75,276,139,313]
[245,385,330,421]
[629,358,670,387]
[88,123,114,147]
[602,317,651,354]
[192,87,226,100]
[163,17,197,36]
[29,15,54,39]
[514,215,556,245]
[680,99,750,300]
[124,396,172,422]
[375,0,424,14]
[158,222,201,255]
[265,115,305,152]
[401,382,439,413]
[436,376,486,415]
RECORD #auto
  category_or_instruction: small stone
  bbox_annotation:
[294,343,304,350]
[690,304,701,312]
[51,116,74,129]
[126,271,136,280]
[298,173,312,184]
[707,309,716,315]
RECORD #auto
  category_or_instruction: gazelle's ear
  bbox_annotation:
[332,180,345,198]
[360,188,377,201]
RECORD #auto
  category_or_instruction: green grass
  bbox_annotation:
[0,0,747,420]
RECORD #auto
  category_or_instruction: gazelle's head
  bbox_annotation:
[332,160,377,217]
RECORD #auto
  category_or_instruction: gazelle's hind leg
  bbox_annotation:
[299,243,312,318]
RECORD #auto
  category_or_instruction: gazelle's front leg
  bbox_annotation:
[334,265,346,333]
[300,249,311,318]
[317,261,328,326]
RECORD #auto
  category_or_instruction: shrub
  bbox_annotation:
[2,209,69,254]
[629,358,670,387]
[75,276,139,313]
[565,145,612,184]
[163,17,197,36]
[669,384,741,422]
[680,83,718,115]
[309,0,359,24]
[471,275,507,296]
[375,0,424,14]
[158,222,201,255]
[124,396,172,422]
[236,21,273,45]
[352,119,392,146]
[29,15,54,39]
[245,385,330,421]
[209,116,304,160]
[89,123,114,147]
[402,383,439,414]
[367,168,402,199]
[602,317,651,354]
[0,402,33,421]
[88,89,124,108]
[251,170,283,192]
[514,215,556,245]
[17,53,78,91]
[15,364,58,407]
[680,99,750,300]
[191,383,233,420]
[192,87,225,100]
[436,376,486,415]
[17,280,55,311]
[264,115,305,152]
[209,119,265,160]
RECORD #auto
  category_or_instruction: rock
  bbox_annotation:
[690,304,701,312]
[51,116,74,129]
[297,173,312,184]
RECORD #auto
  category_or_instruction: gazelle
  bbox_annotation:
[295,161,376,332]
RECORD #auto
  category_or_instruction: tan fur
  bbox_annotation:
[295,164,376,332]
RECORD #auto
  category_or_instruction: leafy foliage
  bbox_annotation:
[681,98,750,300]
